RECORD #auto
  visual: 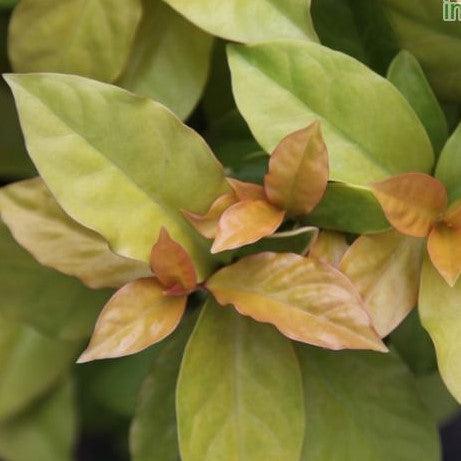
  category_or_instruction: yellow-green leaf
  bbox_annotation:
[119,0,213,120]
[227,40,434,186]
[5,73,229,280]
[264,122,328,215]
[207,252,386,352]
[419,255,461,403]
[161,0,318,43]
[0,178,150,289]
[78,278,186,363]
[340,231,424,337]
[211,200,285,253]
[372,173,447,237]
[8,0,142,82]
[176,297,305,461]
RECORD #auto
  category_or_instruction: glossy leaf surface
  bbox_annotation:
[0,316,79,420]
[5,73,229,280]
[264,122,328,215]
[150,228,197,294]
[162,0,318,43]
[340,231,424,337]
[387,50,448,155]
[420,256,461,403]
[0,380,75,461]
[211,200,285,253]
[0,178,150,289]
[78,278,186,362]
[119,0,213,120]
[228,40,434,186]
[372,173,447,237]
[177,298,305,461]
[0,222,107,340]
[207,252,386,351]
[9,0,142,82]
[297,346,441,461]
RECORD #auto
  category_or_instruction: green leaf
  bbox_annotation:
[416,371,459,425]
[390,309,437,376]
[303,182,389,234]
[297,346,441,461]
[0,222,107,340]
[130,311,197,461]
[435,122,461,203]
[119,0,213,120]
[0,379,76,461]
[0,0,17,9]
[162,0,318,43]
[177,297,305,461]
[387,50,448,155]
[5,73,229,281]
[419,255,461,404]
[233,226,318,259]
[382,0,461,102]
[8,0,142,82]
[311,0,398,75]
[0,178,150,289]
[0,316,80,420]
[228,40,434,186]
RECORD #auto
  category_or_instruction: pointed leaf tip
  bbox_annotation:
[372,173,447,237]
[150,228,197,294]
[207,252,387,352]
[211,200,285,253]
[265,122,329,215]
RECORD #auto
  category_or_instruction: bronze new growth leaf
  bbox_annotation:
[372,173,461,286]
[78,228,197,362]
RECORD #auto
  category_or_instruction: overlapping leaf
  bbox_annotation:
[8,0,142,82]
[119,0,213,120]
[162,0,318,43]
[176,298,305,461]
[372,173,447,237]
[78,278,186,363]
[0,178,151,289]
[150,228,197,294]
[297,346,441,461]
[207,252,386,351]
[419,256,461,403]
[340,231,424,337]
[387,50,448,154]
[5,73,229,280]
[309,230,349,267]
[264,122,328,215]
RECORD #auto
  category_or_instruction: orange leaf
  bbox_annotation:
[211,200,285,253]
[183,192,237,239]
[371,173,447,237]
[227,177,266,201]
[309,231,349,267]
[206,252,387,352]
[427,223,461,287]
[264,122,328,215]
[150,228,197,294]
[339,231,424,337]
[443,199,461,228]
[77,278,186,362]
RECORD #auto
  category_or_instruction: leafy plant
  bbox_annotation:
[0,0,460,460]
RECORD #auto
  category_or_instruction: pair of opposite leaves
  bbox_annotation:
[79,122,388,362]
[373,173,461,287]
